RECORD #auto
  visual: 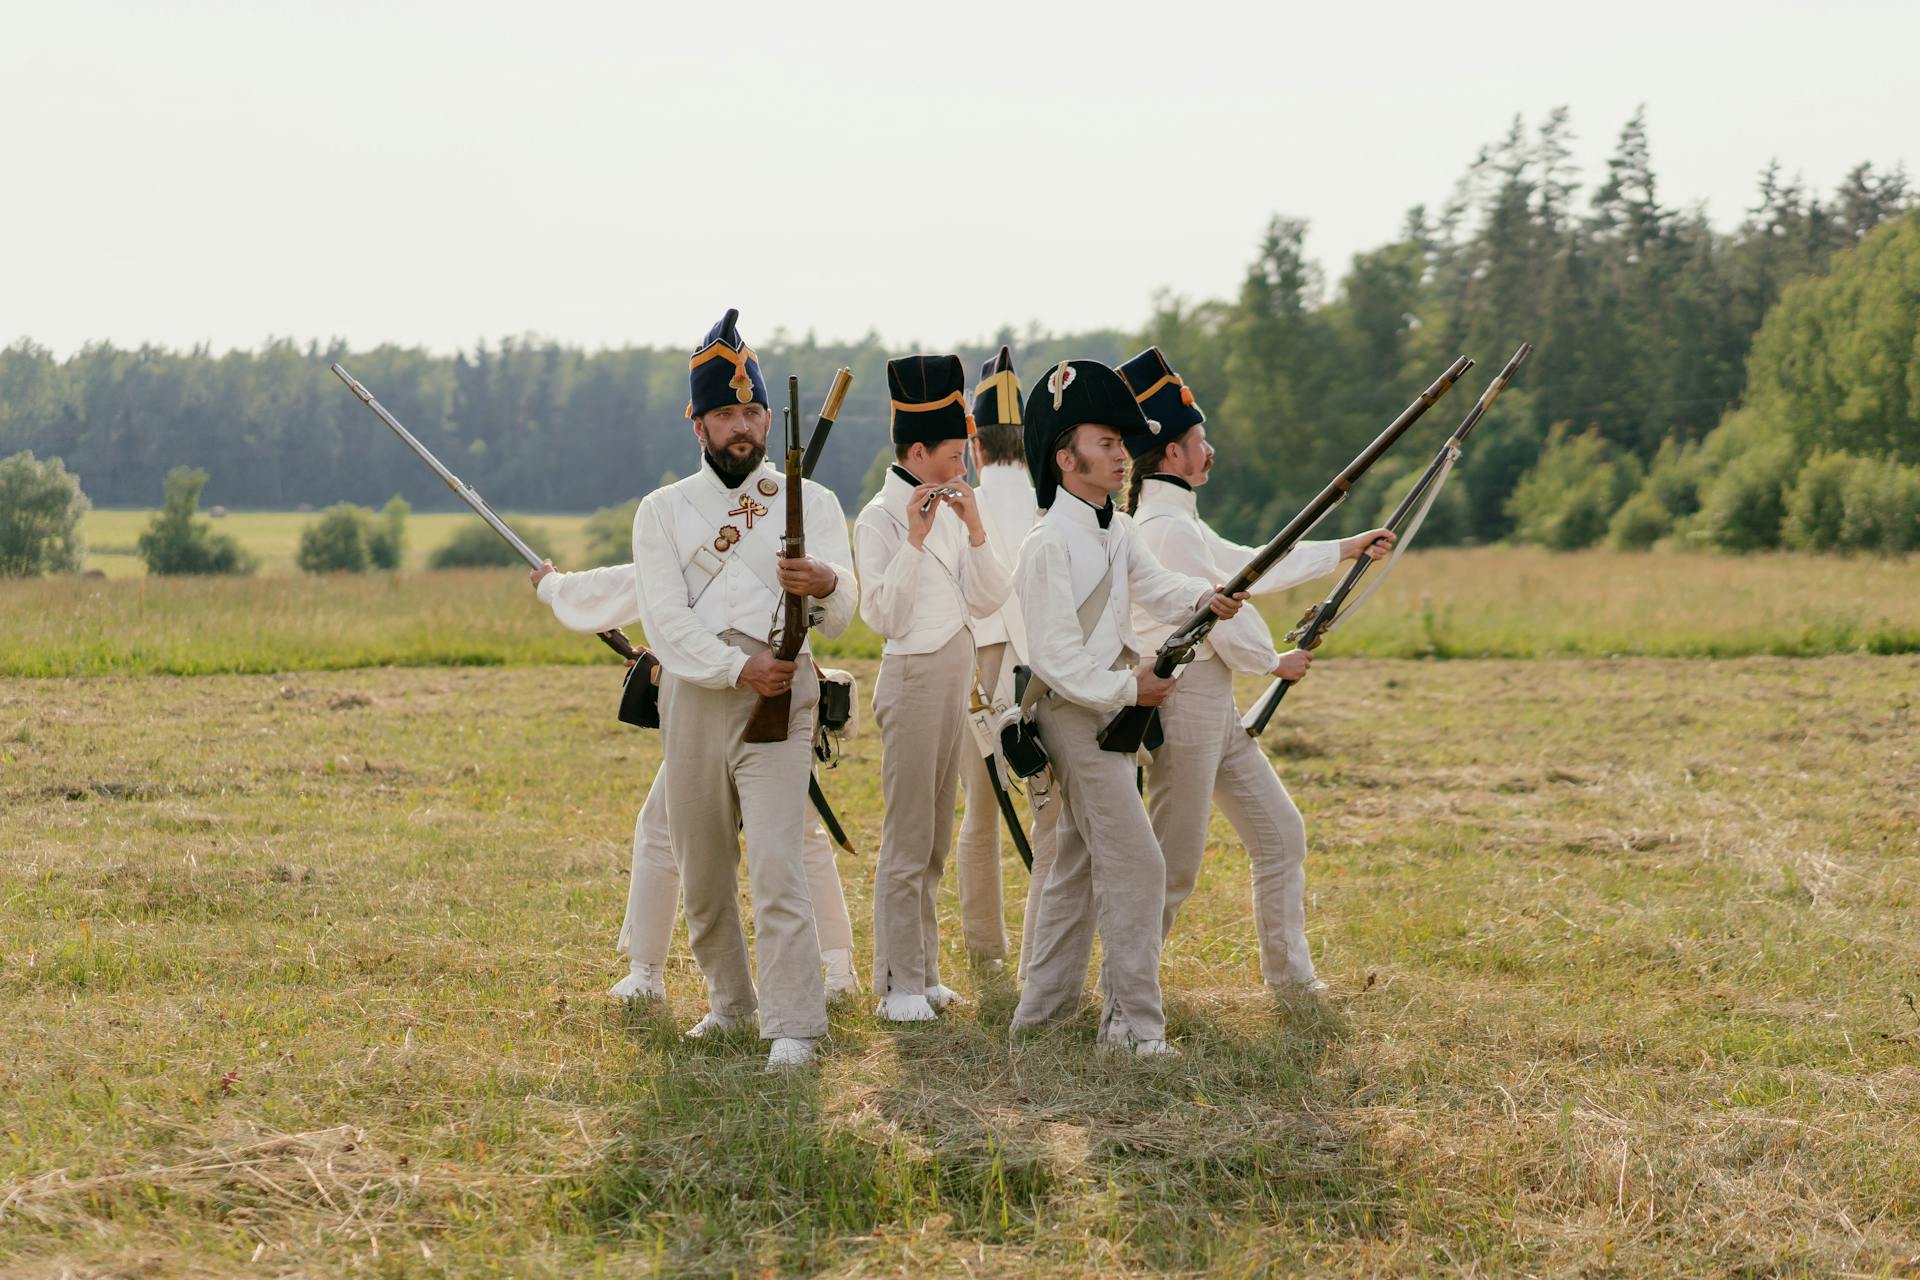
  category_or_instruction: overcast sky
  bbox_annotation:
[5,0,1913,359]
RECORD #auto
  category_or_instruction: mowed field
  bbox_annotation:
[4,535,1919,1275]
[3,649,1919,1275]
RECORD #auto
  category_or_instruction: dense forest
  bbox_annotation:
[2,109,1915,550]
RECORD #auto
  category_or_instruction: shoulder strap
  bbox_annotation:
[672,482,784,606]
[1074,566,1113,642]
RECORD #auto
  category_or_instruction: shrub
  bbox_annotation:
[136,467,254,576]
[1607,488,1672,550]
[1611,437,1709,550]
[1838,457,1920,553]
[0,450,90,576]
[428,520,554,569]
[1642,437,1706,519]
[368,496,409,570]
[581,499,639,567]
[1782,452,1855,552]
[1695,440,1796,552]
[1506,425,1641,551]
[296,504,372,573]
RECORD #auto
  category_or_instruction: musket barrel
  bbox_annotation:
[331,362,544,570]
[1097,354,1473,754]
[1242,343,1533,739]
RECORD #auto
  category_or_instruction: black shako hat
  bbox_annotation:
[686,308,769,419]
[1020,359,1149,509]
[1116,346,1205,457]
[887,354,974,448]
[971,345,1022,429]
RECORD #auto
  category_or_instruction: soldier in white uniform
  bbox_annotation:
[1005,359,1246,1058]
[630,308,859,1070]
[951,347,1059,976]
[853,354,1011,1021]
[524,560,859,1003]
[1115,346,1392,995]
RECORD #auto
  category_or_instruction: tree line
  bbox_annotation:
[2,107,1914,559]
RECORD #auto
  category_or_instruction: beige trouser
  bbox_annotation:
[959,641,1062,975]
[618,768,853,965]
[660,632,826,1040]
[1105,657,1315,1018]
[870,630,973,996]
[1009,693,1170,1044]
[954,641,1012,960]
[1013,793,1061,982]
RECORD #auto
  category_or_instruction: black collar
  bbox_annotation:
[1066,486,1115,529]
[888,464,922,487]
[1144,473,1193,493]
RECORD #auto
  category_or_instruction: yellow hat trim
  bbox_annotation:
[890,389,968,413]
[971,370,1023,425]
[687,340,761,416]
[1128,371,1188,404]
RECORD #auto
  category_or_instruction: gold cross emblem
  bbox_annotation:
[728,496,768,528]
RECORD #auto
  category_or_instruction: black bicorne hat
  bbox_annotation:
[972,345,1022,430]
[887,354,973,448]
[1020,359,1149,509]
[686,307,769,419]
[1116,346,1205,458]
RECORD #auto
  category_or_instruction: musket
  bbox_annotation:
[1096,355,1475,755]
[743,369,852,743]
[331,362,660,713]
[1242,343,1533,738]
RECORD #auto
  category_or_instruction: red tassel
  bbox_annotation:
[1179,385,1195,407]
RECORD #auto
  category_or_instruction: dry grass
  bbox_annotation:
[2,656,1917,1276]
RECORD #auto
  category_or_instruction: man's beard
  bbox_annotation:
[704,441,766,488]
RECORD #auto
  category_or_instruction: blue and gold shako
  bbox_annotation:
[971,345,1022,430]
[686,307,769,419]
[1116,346,1204,457]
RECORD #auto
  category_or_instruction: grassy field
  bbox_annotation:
[7,546,1919,678]
[79,509,599,578]
[2,655,1917,1276]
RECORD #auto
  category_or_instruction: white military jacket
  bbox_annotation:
[969,462,1039,656]
[1130,475,1340,675]
[1014,489,1212,715]
[633,456,857,690]
[854,466,1011,656]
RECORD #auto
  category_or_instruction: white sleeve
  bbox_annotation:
[854,507,920,639]
[1020,533,1136,714]
[958,524,1012,619]
[1140,517,1279,675]
[1204,525,1341,596]
[632,493,751,690]
[536,563,643,633]
[804,483,858,639]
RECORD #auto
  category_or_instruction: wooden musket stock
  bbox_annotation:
[743,368,853,743]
